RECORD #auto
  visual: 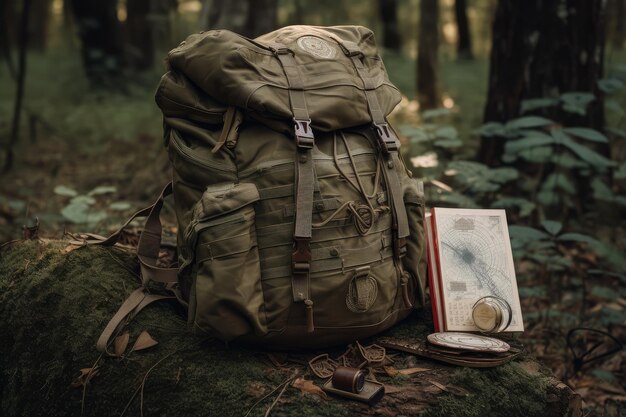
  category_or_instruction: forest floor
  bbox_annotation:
[1,47,625,415]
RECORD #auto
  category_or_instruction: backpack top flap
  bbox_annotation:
[165,25,402,132]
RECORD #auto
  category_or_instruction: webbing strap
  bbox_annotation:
[85,183,179,285]
[87,183,180,354]
[96,287,175,355]
[334,39,399,154]
[334,40,409,256]
[270,43,315,316]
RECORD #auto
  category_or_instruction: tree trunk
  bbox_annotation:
[126,0,154,71]
[200,0,277,39]
[27,0,51,51]
[68,0,125,88]
[454,0,473,59]
[479,0,607,166]
[417,0,440,111]
[379,0,402,52]
[610,0,625,49]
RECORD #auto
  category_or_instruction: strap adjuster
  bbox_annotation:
[294,118,314,149]
[271,46,293,56]
[372,122,398,154]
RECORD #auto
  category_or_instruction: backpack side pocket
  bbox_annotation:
[403,179,427,308]
[182,182,266,340]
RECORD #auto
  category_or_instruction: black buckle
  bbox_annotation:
[294,118,314,149]
[372,122,398,154]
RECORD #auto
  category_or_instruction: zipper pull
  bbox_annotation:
[305,299,315,333]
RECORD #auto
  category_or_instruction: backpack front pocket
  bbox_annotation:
[182,182,266,340]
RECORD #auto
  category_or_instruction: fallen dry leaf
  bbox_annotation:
[397,367,431,376]
[63,242,84,253]
[131,330,158,352]
[292,377,327,400]
[114,331,130,357]
[71,367,99,388]
[428,380,448,392]
[384,366,399,378]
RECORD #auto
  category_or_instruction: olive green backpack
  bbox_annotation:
[95,25,426,351]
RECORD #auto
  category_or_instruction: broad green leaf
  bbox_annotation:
[562,103,587,115]
[597,77,625,94]
[504,135,556,154]
[537,189,561,207]
[70,195,96,206]
[434,126,458,140]
[560,92,595,106]
[478,122,506,137]
[560,92,594,116]
[563,127,608,143]
[508,225,550,242]
[421,107,452,120]
[109,201,132,211]
[546,257,573,271]
[551,153,587,169]
[520,98,558,113]
[434,138,463,148]
[559,135,616,169]
[400,126,429,142]
[54,185,78,197]
[541,220,562,236]
[491,167,519,183]
[61,202,108,224]
[505,116,554,131]
[87,186,117,196]
[557,232,601,245]
[518,146,553,163]
[542,173,576,194]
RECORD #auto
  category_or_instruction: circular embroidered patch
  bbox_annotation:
[346,275,378,313]
[296,36,337,59]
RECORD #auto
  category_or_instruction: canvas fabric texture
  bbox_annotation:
[104,25,427,350]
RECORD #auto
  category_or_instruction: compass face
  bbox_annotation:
[297,36,337,59]
[427,332,511,353]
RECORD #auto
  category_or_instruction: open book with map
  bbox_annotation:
[425,208,524,332]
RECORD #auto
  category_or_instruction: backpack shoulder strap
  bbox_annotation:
[85,183,181,355]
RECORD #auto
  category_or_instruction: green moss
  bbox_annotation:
[0,241,572,417]
[421,363,550,417]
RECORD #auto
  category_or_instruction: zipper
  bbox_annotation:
[169,132,235,174]
[238,158,294,179]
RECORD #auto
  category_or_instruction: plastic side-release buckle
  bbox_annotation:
[294,118,314,149]
[373,122,398,154]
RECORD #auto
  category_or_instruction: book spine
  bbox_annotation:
[425,214,441,332]
[430,208,448,331]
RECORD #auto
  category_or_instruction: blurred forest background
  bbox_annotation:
[1,0,625,415]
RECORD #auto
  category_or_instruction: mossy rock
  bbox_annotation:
[0,240,580,417]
